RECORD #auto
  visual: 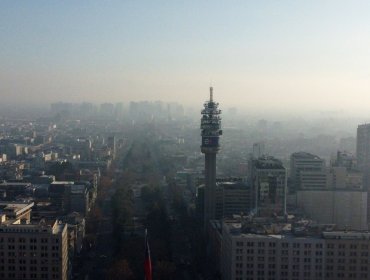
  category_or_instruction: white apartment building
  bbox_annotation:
[221,220,370,280]
[0,202,68,280]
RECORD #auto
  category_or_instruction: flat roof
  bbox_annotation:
[0,202,34,215]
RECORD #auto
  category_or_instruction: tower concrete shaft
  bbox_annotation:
[204,152,217,223]
[201,87,222,227]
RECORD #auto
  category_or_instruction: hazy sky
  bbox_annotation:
[1,1,370,112]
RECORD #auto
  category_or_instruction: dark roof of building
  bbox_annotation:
[254,157,284,170]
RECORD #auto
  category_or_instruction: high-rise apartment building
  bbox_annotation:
[201,87,222,227]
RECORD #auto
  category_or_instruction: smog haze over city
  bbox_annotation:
[1,1,370,115]
[2,2,370,280]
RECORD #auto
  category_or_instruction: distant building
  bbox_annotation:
[197,179,252,220]
[296,166,367,230]
[332,150,357,170]
[49,181,74,215]
[249,156,286,216]
[99,103,115,118]
[0,182,32,200]
[107,136,116,159]
[252,142,265,159]
[357,124,370,176]
[70,184,89,215]
[290,152,325,192]
[218,180,252,218]
[298,169,328,190]
[297,189,367,230]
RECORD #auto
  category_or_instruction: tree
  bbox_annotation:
[107,259,134,280]
[155,261,176,280]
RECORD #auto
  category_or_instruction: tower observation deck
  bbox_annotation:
[201,87,222,227]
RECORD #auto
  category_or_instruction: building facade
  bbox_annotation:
[249,156,286,217]
[221,220,370,280]
[290,152,325,192]
[0,203,68,280]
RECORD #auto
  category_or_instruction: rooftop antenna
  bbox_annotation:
[210,86,213,102]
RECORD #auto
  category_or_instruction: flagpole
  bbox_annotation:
[144,228,152,280]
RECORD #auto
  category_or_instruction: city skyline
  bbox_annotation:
[1,1,370,113]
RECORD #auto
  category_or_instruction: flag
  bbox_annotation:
[144,229,152,280]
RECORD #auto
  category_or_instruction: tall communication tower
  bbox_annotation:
[201,87,222,227]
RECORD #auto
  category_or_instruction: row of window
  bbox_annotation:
[235,241,369,250]
[0,237,58,243]
[0,273,59,279]
[1,245,59,250]
[234,270,368,278]
[0,252,60,258]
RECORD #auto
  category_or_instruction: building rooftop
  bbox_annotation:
[254,156,284,170]
[216,181,250,190]
[50,181,74,185]
[291,152,322,160]
[0,218,66,235]
[222,216,370,241]
[0,201,34,217]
